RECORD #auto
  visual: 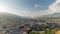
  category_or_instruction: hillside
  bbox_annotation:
[0,12,33,27]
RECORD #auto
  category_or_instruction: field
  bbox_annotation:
[29,28,60,34]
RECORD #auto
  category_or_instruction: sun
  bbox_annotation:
[0,7,7,12]
[0,9,5,12]
[0,3,8,12]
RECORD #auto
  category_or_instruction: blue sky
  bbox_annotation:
[0,0,60,17]
[0,0,56,11]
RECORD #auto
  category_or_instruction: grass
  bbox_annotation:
[29,29,57,34]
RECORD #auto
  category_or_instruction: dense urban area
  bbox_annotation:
[0,13,60,34]
[0,18,60,34]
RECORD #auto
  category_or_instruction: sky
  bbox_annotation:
[0,0,60,17]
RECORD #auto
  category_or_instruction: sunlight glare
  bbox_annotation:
[0,3,8,12]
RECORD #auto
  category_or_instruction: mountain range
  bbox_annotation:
[0,12,60,27]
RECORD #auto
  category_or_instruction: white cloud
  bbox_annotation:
[15,0,60,18]
[49,0,60,13]
[34,4,43,8]
[34,4,40,8]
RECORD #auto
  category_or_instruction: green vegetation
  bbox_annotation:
[29,32,40,34]
[29,29,57,34]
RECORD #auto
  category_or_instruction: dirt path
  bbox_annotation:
[55,30,60,34]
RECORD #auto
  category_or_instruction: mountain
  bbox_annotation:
[0,12,60,27]
[0,12,33,27]
[39,13,60,19]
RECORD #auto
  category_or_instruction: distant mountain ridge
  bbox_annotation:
[39,13,60,18]
[0,12,33,27]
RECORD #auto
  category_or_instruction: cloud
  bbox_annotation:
[15,0,60,17]
[49,0,60,13]
[16,10,55,17]
[34,4,41,8]
[34,4,43,8]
